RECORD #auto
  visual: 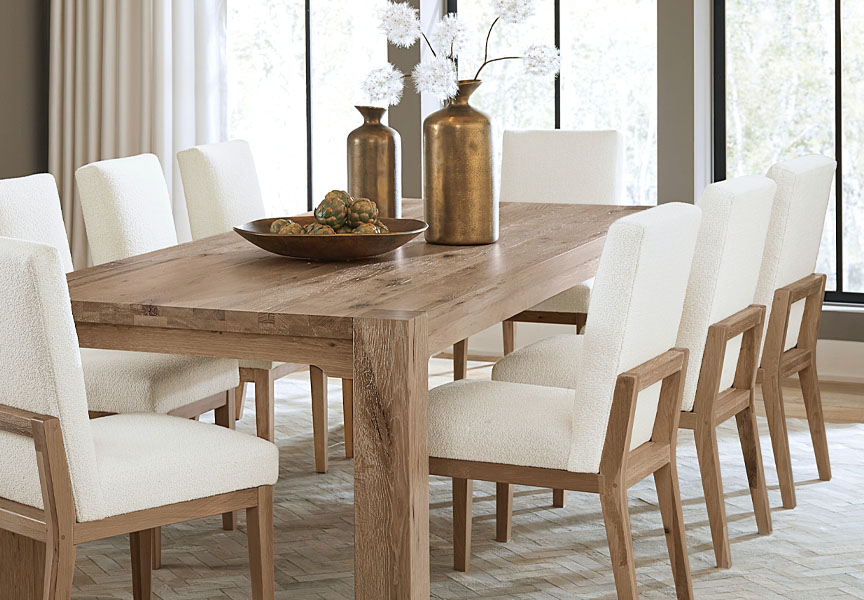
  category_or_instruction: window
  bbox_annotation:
[717,0,863,302]
[450,0,658,205]
[227,0,386,215]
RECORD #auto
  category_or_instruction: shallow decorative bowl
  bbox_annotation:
[234,216,428,261]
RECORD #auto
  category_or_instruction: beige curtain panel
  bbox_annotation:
[49,0,227,268]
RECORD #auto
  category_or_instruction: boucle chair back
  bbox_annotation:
[676,176,776,411]
[755,155,836,351]
[178,140,267,240]
[0,173,74,273]
[500,130,624,205]
[75,153,178,265]
[0,237,102,521]
[570,203,700,473]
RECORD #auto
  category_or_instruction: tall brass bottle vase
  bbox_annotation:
[423,80,498,245]
[347,106,401,218]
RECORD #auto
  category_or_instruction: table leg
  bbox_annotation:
[353,314,430,600]
[0,529,44,599]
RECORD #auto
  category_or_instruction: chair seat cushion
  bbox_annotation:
[429,379,576,471]
[529,278,593,314]
[91,413,278,520]
[80,349,239,414]
[240,359,277,371]
[492,334,583,389]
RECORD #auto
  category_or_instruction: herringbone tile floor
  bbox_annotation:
[70,359,864,599]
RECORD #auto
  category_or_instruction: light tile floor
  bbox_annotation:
[71,358,864,599]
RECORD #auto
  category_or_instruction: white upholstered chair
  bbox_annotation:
[429,203,701,598]
[453,129,624,380]
[0,237,277,599]
[673,176,775,567]
[178,140,349,471]
[74,156,247,562]
[755,154,836,510]
[492,177,778,568]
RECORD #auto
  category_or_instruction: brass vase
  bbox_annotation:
[423,79,498,245]
[347,106,401,219]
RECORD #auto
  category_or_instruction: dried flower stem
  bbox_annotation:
[421,32,437,57]
[473,55,521,79]
[483,17,500,66]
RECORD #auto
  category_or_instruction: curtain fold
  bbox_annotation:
[49,0,227,268]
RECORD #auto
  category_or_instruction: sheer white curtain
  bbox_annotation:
[49,0,227,268]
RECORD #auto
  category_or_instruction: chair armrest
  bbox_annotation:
[776,273,826,305]
[711,304,766,341]
[0,403,57,438]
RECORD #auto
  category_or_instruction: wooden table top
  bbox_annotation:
[68,199,641,355]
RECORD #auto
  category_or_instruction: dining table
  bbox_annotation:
[0,198,640,599]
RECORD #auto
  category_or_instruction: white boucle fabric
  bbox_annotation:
[570,203,700,471]
[91,413,278,519]
[0,172,240,415]
[75,154,178,265]
[502,130,624,316]
[500,130,624,206]
[240,359,277,371]
[530,279,593,314]
[178,140,267,240]
[0,174,74,272]
[431,204,700,473]
[428,380,576,470]
[80,349,239,414]
[756,155,836,352]
[0,238,103,521]
[676,176,775,411]
[492,334,583,389]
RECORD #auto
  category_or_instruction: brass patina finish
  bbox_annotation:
[347,106,402,219]
[423,80,498,245]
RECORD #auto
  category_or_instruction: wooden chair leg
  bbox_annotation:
[695,423,731,569]
[310,366,329,473]
[735,403,772,535]
[599,484,638,599]
[799,359,831,481]
[761,372,796,508]
[653,463,694,600]
[234,382,248,421]
[130,529,153,600]
[214,392,238,531]
[247,486,275,600]
[151,526,161,570]
[254,369,275,442]
[342,379,354,458]
[502,320,515,355]
[495,482,513,542]
[42,537,76,600]
[453,339,468,380]
[453,478,473,572]
[552,488,566,508]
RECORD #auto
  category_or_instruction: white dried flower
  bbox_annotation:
[411,56,459,101]
[361,63,405,107]
[429,13,468,58]
[523,44,561,76]
[378,1,422,48]
[494,0,535,24]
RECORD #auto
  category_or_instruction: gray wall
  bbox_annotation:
[0,0,49,179]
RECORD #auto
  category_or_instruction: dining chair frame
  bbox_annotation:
[678,304,772,569]
[758,272,830,510]
[431,347,694,600]
[0,402,275,600]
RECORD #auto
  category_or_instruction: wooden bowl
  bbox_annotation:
[234,216,428,261]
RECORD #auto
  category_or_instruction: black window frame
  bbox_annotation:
[714,0,862,304]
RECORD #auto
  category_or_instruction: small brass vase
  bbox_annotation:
[347,106,401,219]
[423,80,498,245]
